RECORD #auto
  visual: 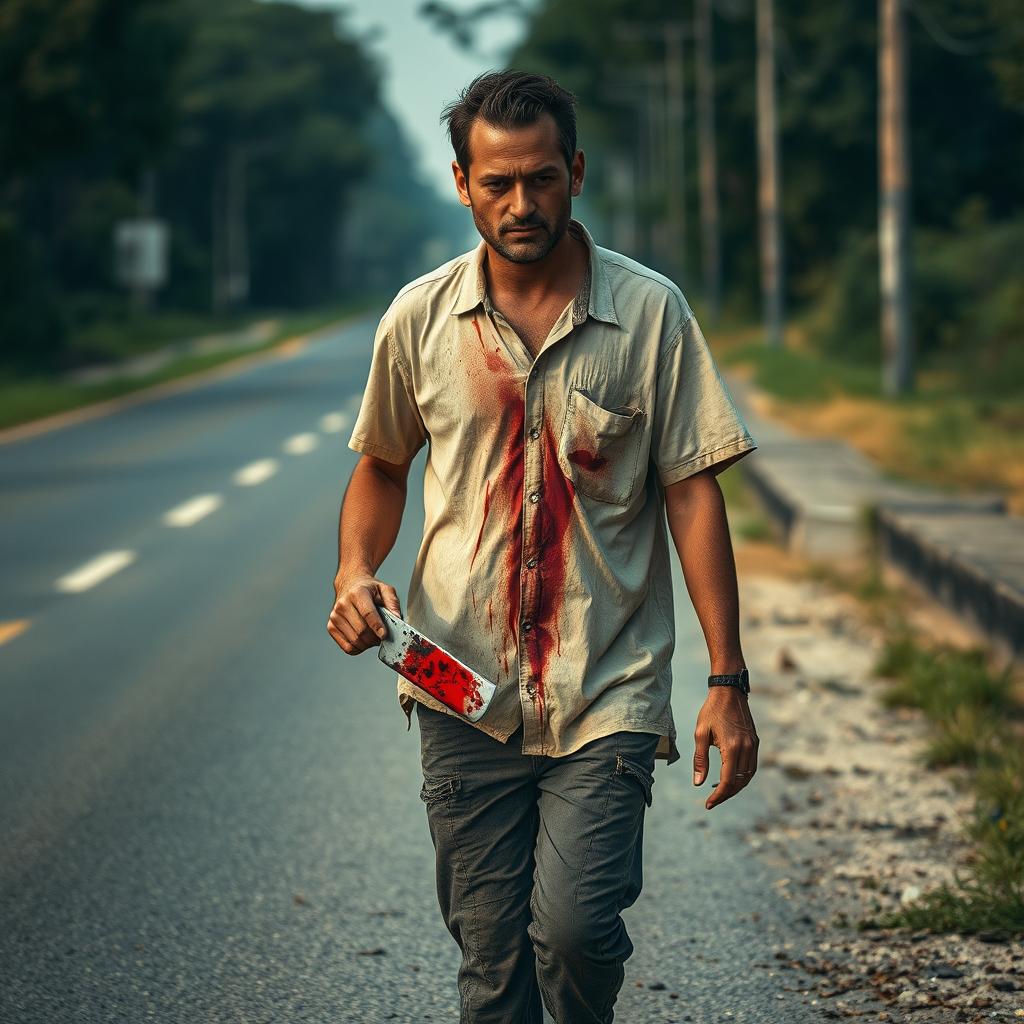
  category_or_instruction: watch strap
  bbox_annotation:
[707,667,750,694]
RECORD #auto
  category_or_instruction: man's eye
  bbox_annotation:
[535,175,555,184]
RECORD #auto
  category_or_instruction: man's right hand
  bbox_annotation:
[327,571,403,655]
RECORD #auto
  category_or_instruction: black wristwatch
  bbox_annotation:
[707,667,750,695]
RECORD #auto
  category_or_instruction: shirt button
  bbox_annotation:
[525,681,536,696]
[529,427,540,440]
[522,620,533,632]
[528,491,540,503]
[526,557,538,569]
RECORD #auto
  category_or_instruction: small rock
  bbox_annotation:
[778,647,801,670]
[899,885,922,906]
[895,988,930,1008]
[648,981,667,990]
[928,962,964,979]
[773,612,810,627]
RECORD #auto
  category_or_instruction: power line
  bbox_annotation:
[904,0,1003,56]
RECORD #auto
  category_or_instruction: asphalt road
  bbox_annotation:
[0,315,823,1023]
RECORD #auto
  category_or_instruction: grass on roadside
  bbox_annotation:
[0,298,380,432]
[717,460,778,544]
[870,732,1024,935]
[803,514,1024,937]
[732,469,1024,937]
[714,316,1024,515]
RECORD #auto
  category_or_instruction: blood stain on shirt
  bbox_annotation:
[523,417,576,723]
[471,318,506,375]
[462,317,577,713]
[498,393,525,675]
[568,448,608,472]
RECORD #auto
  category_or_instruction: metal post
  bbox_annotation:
[756,0,784,348]
[695,0,722,322]
[879,0,914,396]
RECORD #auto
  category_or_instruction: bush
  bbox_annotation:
[0,214,68,374]
[815,211,1024,394]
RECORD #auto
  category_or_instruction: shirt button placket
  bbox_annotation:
[521,365,544,748]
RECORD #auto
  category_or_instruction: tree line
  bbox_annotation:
[428,0,1022,395]
[0,0,459,375]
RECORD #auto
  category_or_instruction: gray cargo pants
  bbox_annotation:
[415,699,659,1024]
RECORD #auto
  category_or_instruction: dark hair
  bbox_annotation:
[440,70,578,177]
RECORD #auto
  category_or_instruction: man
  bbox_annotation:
[328,70,759,1023]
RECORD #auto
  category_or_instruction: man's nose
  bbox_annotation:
[508,181,534,221]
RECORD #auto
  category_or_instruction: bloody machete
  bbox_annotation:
[375,605,497,722]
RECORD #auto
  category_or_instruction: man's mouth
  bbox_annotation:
[506,225,542,235]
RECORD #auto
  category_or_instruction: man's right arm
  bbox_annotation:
[327,452,415,656]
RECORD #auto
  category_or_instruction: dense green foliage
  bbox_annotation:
[499,0,1023,372]
[0,0,456,373]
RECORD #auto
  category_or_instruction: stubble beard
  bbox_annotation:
[471,190,573,265]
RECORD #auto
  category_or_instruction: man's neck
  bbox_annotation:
[484,223,588,304]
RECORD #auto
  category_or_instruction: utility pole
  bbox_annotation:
[879,0,914,396]
[600,72,662,268]
[644,64,671,272]
[227,146,250,308]
[211,145,250,315]
[663,23,686,284]
[756,0,784,348]
[614,21,689,284]
[694,0,722,323]
[606,151,637,255]
[133,168,157,312]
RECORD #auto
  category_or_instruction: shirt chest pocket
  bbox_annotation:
[558,385,646,506]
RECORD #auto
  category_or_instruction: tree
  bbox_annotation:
[169,0,379,311]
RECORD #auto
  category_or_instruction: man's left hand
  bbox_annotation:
[693,687,759,810]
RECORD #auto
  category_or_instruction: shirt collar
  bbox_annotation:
[448,218,620,327]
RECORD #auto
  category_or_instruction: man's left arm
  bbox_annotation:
[664,468,759,810]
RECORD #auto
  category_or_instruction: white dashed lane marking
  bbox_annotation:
[283,432,319,455]
[233,459,279,487]
[56,550,136,593]
[43,402,364,609]
[163,494,223,528]
[319,411,352,434]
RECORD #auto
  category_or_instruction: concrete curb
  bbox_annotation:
[876,507,1024,661]
[725,371,1022,662]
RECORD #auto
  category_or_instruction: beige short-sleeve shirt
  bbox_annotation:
[348,219,758,765]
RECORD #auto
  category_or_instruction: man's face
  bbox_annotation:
[452,112,584,264]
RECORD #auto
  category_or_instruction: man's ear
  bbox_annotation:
[570,149,585,197]
[452,160,472,208]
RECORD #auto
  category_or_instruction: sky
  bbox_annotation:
[298,0,528,201]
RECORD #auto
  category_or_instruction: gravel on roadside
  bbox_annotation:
[735,559,1023,1023]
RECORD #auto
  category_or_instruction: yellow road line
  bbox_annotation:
[0,620,31,647]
